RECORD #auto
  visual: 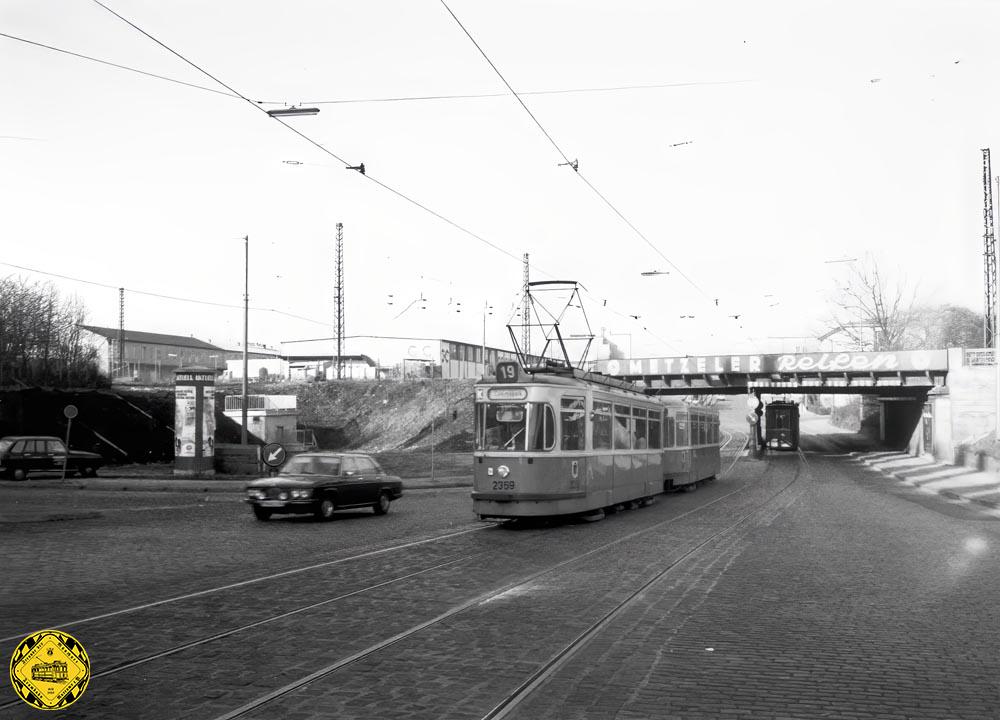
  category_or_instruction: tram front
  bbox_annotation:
[472,363,590,519]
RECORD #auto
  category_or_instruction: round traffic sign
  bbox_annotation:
[262,443,287,468]
[64,404,78,419]
[745,395,759,409]
[746,413,758,424]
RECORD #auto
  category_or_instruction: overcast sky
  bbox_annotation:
[3,1,997,360]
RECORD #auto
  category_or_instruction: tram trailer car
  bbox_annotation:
[472,362,721,520]
[764,400,800,451]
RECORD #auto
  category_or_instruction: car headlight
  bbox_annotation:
[290,489,312,499]
[247,489,265,499]
[278,491,289,500]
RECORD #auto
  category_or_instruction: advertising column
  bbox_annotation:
[173,366,219,476]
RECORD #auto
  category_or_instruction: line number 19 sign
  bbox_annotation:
[495,361,520,383]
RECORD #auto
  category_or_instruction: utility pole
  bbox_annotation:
[481,301,492,376]
[334,222,344,380]
[995,173,1000,441]
[982,149,996,347]
[241,235,249,444]
[522,253,530,360]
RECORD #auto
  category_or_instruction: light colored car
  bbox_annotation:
[245,452,403,521]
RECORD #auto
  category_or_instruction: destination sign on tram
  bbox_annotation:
[488,388,527,401]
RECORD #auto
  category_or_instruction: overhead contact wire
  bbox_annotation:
[87,0,677,347]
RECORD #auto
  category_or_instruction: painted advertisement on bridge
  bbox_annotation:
[594,350,949,377]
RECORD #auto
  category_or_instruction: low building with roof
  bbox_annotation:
[78,325,230,383]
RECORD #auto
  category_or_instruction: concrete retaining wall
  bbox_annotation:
[214,443,261,475]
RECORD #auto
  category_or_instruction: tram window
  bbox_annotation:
[632,407,648,449]
[648,412,662,449]
[676,418,689,447]
[592,400,612,450]
[496,405,524,423]
[527,403,556,451]
[613,404,632,449]
[561,397,586,451]
[664,415,675,448]
[477,402,528,451]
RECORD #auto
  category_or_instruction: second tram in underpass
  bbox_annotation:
[472,360,721,521]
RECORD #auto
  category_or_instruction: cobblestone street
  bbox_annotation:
[2,451,998,719]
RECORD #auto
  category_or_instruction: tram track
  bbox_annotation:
[2,429,763,719]
[0,523,486,645]
[203,461,797,720]
[481,460,805,720]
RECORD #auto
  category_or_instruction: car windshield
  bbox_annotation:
[281,456,340,476]
[0,439,13,453]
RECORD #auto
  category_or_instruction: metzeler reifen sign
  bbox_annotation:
[596,350,949,377]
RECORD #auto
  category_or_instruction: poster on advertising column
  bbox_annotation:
[175,386,197,457]
[202,385,215,457]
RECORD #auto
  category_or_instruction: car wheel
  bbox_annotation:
[252,506,272,521]
[373,492,391,515]
[12,468,27,481]
[315,497,336,521]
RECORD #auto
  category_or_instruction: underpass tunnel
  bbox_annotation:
[876,393,929,452]
[751,391,930,454]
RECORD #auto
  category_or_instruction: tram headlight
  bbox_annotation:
[497,465,510,479]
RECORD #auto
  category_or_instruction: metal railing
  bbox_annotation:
[223,395,298,411]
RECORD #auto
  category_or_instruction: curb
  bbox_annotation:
[856,453,1000,511]
[1,476,473,494]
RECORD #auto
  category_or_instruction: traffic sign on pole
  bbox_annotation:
[263,443,287,468]
[62,405,78,480]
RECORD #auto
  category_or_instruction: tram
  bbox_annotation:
[31,660,68,683]
[472,361,721,520]
[764,400,800,451]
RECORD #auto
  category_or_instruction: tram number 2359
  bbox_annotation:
[492,479,516,491]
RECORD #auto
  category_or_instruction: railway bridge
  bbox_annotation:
[591,347,995,460]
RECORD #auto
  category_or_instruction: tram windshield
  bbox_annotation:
[476,402,555,452]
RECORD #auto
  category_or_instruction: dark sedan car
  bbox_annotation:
[245,452,403,521]
[0,436,104,481]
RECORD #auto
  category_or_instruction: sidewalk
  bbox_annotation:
[0,469,472,524]
[850,451,1000,511]
[2,464,473,494]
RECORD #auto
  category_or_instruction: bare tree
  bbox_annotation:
[827,255,916,351]
[905,304,983,350]
[0,276,101,387]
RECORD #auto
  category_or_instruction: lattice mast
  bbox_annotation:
[983,149,997,347]
[521,253,530,357]
[118,287,125,377]
[334,223,345,380]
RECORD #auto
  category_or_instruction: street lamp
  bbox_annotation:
[266,106,320,117]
